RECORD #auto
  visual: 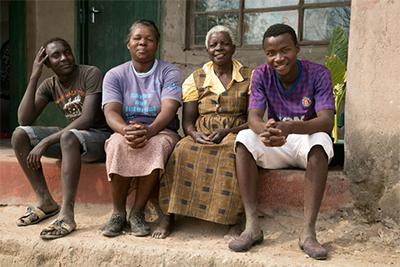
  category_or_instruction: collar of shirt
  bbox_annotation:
[202,59,244,95]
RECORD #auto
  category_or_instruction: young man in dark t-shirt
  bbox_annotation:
[229,24,335,260]
[11,37,110,239]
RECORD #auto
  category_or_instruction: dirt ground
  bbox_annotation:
[0,204,399,267]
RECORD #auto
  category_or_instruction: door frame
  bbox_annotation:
[9,0,26,131]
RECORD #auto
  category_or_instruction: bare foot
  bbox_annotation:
[299,234,328,260]
[152,214,174,239]
[224,223,242,241]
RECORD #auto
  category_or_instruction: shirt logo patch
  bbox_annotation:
[302,96,312,108]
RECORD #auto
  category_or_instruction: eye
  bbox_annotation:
[265,51,275,57]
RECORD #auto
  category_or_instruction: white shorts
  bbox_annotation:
[235,129,334,169]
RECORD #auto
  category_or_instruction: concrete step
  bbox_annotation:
[0,139,352,213]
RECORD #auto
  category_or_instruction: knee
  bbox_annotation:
[11,128,30,150]
[60,131,80,150]
[308,145,328,166]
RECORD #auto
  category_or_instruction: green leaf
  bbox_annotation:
[327,27,348,64]
[325,55,346,87]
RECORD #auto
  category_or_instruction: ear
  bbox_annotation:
[295,43,300,54]
[127,43,131,50]
[232,44,236,55]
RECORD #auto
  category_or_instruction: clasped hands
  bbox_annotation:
[122,121,154,148]
[259,119,290,147]
[190,128,229,144]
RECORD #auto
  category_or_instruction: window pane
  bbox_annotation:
[245,0,298,9]
[305,0,348,3]
[194,14,239,46]
[196,0,240,12]
[243,11,298,45]
[303,7,350,41]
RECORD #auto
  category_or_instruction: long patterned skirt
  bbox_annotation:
[159,133,243,225]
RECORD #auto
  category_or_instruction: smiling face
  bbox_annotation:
[263,32,300,80]
[207,31,235,66]
[45,41,76,76]
[127,25,158,64]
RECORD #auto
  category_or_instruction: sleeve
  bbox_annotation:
[84,66,103,95]
[182,73,199,102]
[102,69,123,109]
[248,67,267,111]
[314,66,335,112]
[161,65,183,105]
[35,78,53,103]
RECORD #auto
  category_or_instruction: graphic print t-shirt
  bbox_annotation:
[101,60,182,129]
[36,65,107,128]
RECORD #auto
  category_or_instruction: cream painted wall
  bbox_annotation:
[346,0,400,224]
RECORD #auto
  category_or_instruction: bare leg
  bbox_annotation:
[228,143,263,252]
[235,143,262,237]
[55,131,83,228]
[110,174,131,216]
[299,145,328,259]
[11,128,58,212]
[101,173,131,237]
[130,170,159,216]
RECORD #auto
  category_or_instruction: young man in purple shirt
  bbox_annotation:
[229,24,335,260]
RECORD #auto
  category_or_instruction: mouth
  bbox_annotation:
[214,54,225,59]
[60,64,73,70]
[274,63,288,72]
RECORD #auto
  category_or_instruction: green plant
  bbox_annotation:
[325,27,348,143]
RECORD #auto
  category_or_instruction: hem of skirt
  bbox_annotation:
[167,207,241,225]
[107,167,165,181]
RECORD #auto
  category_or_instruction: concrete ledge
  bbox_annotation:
[0,140,352,213]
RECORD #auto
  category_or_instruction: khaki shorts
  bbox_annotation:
[235,129,334,169]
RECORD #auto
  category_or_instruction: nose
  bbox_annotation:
[60,53,67,61]
[274,52,284,62]
[138,38,146,46]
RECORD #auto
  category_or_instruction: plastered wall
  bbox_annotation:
[346,0,400,224]
[26,0,75,82]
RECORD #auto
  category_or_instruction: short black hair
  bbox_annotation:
[262,24,298,46]
[42,37,72,51]
[126,19,160,44]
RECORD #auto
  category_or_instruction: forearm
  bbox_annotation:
[226,122,248,134]
[149,109,177,137]
[105,110,128,135]
[248,114,267,134]
[18,76,41,125]
[283,118,333,135]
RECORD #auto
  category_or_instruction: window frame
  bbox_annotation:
[186,0,351,49]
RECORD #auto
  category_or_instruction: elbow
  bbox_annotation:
[17,116,31,126]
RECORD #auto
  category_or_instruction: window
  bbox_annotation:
[189,0,351,47]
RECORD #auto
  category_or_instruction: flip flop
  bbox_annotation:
[228,231,264,252]
[40,219,76,240]
[16,206,60,227]
[298,237,328,260]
